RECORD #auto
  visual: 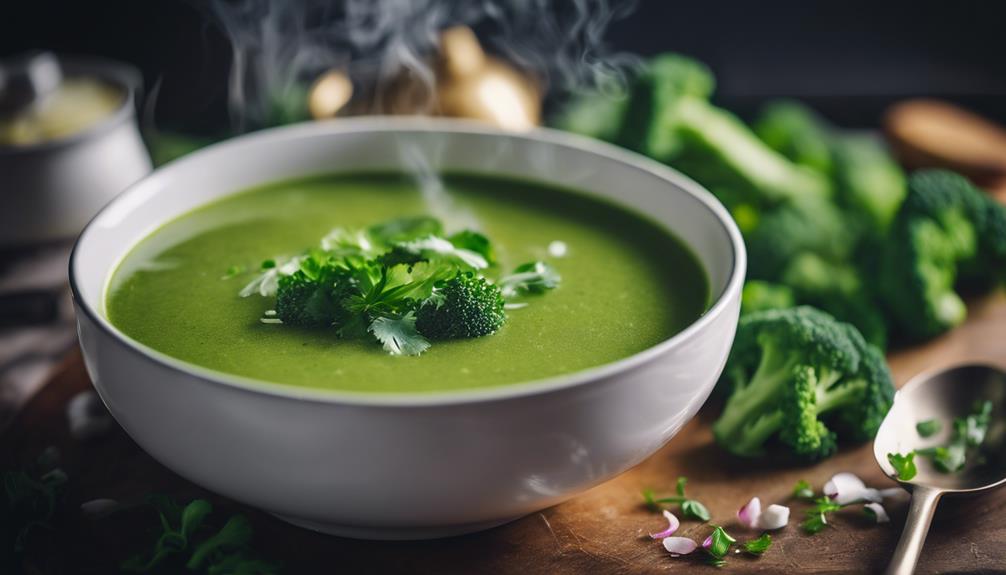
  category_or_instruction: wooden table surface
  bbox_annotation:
[3,290,1006,574]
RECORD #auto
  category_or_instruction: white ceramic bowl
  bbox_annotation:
[70,117,746,540]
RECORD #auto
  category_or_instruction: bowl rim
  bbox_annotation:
[70,117,746,407]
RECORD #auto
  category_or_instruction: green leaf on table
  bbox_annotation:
[742,533,773,555]
[682,499,711,522]
[676,476,688,497]
[801,497,843,535]
[792,479,815,500]
[705,525,736,561]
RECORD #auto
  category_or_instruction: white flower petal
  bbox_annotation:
[649,510,681,539]
[879,487,904,499]
[737,496,762,529]
[864,502,890,524]
[757,504,790,530]
[662,536,698,556]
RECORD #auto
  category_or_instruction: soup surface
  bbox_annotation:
[106,173,709,393]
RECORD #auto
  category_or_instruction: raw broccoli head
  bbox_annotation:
[753,100,835,176]
[879,170,1006,340]
[713,306,894,461]
[780,252,888,349]
[740,281,795,316]
[415,273,506,340]
[275,268,354,327]
[744,195,854,280]
[831,134,907,233]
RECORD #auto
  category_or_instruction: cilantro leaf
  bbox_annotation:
[792,479,815,501]
[367,216,443,246]
[887,452,918,481]
[368,313,431,356]
[801,497,842,534]
[917,444,966,473]
[743,533,773,555]
[396,236,488,270]
[642,478,709,521]
[187,515,253,570]
[448,230,496,265]
[915,419,942,438]
[676,476,688,497]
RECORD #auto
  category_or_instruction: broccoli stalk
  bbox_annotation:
[613,54,832,208]
[713,307,894,460]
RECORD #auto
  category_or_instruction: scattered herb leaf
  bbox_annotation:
[792,479,815,501]
[915,419,942,438]
[676,476,688,497]
[801,497,842,534]
[742,533,773,555]
[682,499,711,522]
[887,452,918,481]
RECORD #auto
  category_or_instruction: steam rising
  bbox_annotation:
[206,0,638,131]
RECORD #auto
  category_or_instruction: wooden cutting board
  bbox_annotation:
[3,291,1006,574]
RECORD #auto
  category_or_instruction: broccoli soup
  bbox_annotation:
[106,173,709,393]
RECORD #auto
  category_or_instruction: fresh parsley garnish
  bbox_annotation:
[887,451,918,481]
[801,497,842,534]
[641,476,710,522]
[238,217,560,356]
[2,455,67,569]
[915,418,942,438]
[742,533,773,555]
[792,479,815,501]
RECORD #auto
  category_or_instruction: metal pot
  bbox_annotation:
[0,54,152,247]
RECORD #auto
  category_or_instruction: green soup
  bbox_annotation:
[106,173,709,393]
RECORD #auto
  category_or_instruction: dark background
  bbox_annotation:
[3,0,1005,133]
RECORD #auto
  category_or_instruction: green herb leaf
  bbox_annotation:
[917,444,967,473]
[915,419,942,438]
[792,479,815,500]
[743,533,773,555]
[887,452,918,481]
[448,230,496,265]
[368,313,431,356]
[682,499,711,522]
[706,525,736,559]
[180,499,212,540]
[676,476,688,497]
[801,497,842,535]
[367,216,443,246]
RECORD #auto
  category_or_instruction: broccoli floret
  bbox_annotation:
[831,134,907,233]
[713,306,894,460]
[275,268,354,327]
[780,252,888,348]
[612,54,832,208]
[753,100,835,176]
[744,195,853,280]
[416,273,506,340]
[741,281,795,316]
[879,170,1006,339]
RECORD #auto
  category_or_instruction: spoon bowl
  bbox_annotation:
[874,363,1006,574]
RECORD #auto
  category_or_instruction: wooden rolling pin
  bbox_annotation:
[885,99,1006,199]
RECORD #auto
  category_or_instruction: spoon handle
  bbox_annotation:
[886,486,942,575]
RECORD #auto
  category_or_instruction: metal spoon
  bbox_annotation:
[873,363,1006,575]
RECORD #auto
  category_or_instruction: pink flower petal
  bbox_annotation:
[864,502,890,524]
[737,496,762,529]
[649,510,681,539]
[702,535,713,549]
[756,504,790,530]
[662,536,698,556]
[824,472,881,505]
